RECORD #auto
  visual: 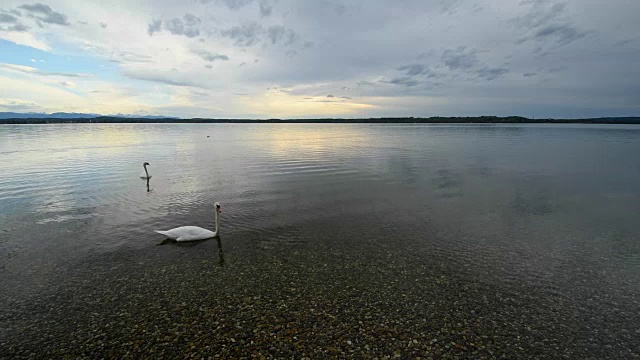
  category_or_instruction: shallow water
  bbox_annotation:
[1,123,640,357]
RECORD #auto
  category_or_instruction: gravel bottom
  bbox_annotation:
[2,222,639,359]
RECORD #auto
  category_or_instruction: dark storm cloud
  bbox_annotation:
[220,22,263,47]
[148,14,201,38]
[267,25,299,45]
[165,14,201,38]
[218,21,305,49]
[18,3,69,26]
[222,0,255,9]
[475,66,509,80]
[397,64,425,76]
[147,19,161,36]
[196,50,230,62]
[613,37,639,48]
[396,64,442,79]
[0,13,18,23]
[5,9,22,16]
[514,0,586,50]
[0,12,28,31]
[532,23,585,46]
[356,80,375,87]
[548,66,566,73]
[266,25,284,44]
[5,23,29,31]
[441,47,478,70]
[259,0,272,16]
[439,0,464,15]
[385,77,420,87]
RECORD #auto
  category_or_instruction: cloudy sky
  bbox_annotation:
[0,0,638,118]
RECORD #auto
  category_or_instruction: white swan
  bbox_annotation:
[155,203,221,242]
[140,162,152,179]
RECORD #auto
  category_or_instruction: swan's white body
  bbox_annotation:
[155,203,221,242]
[140,162,151,179]
[155,226,216,242]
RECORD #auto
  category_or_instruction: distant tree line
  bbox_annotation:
[1,116,639,124]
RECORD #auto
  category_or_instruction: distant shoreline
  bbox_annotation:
[1,116,639,124]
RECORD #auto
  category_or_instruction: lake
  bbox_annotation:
[1,123,639,358]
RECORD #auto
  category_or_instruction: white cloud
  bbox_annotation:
[0,62,91,77]
[243,88,377,118]
[0,0,638,118]
[0,30,51,50]
[58,80,75,88]
[0,97,39,111]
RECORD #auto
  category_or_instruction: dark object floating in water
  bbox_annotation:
[207,135,210,137]
[140,162,151,179]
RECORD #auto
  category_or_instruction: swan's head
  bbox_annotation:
[143,162,150,166]
[215,202,221,214]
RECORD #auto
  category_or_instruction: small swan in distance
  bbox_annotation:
[155,203,222,242]
[140,162,151,179]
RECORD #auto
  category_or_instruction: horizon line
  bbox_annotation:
[1,115,640,125]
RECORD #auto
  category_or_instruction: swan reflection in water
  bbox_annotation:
[156,236,225,268]
[216,237,224,267]
[140,161,152,192]
[154,203,221,241]
[154,202,224,267]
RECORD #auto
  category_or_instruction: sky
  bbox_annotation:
[0,0,639,119]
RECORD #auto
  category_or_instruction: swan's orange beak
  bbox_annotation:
[217,207,222,214]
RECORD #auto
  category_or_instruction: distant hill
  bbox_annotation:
[0,112,176,120]
[0,113,638,124]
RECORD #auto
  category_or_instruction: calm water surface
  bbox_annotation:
[1,123,639,357]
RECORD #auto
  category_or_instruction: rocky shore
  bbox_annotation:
[2,217,639,359]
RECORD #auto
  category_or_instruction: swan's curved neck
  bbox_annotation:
[214,211,220,235]
[143,164,149,177]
